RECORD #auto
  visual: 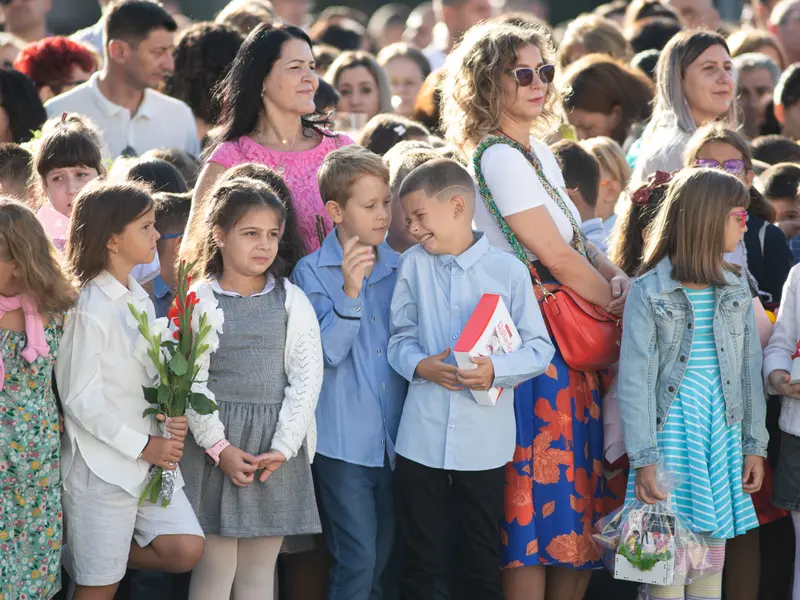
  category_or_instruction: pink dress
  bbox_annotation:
[208,132,354,253]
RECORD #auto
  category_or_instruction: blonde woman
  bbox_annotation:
[556,14,631,70]
[629,30,737,186]
[325,50,392,119]
[442,21,631,600]
[580,136,631,236]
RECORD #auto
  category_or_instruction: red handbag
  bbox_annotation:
[531,264,622,372]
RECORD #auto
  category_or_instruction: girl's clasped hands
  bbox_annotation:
[218,445,287,487]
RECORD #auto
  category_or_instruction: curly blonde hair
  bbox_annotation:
[0,199,74,313]
[441,22,556,154]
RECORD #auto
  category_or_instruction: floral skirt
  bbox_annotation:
[501,347,621,569]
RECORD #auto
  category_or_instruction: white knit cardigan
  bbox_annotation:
[187,278,323,462]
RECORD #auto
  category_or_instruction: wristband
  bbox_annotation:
[205,439,231,467]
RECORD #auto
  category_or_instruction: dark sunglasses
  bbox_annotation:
[511,64,555,86]
[694,158,746,175]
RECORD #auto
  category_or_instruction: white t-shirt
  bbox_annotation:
[472,136,581,261]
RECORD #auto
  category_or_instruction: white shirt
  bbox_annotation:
[56,271,172,497]
[45,73,201,159]
[209,274,276,298]
[474,136,581,262]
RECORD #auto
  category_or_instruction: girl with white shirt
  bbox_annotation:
[180,177,323,600]
[56,182,204,600]
[763,266,800,600]
[441,21,631,600]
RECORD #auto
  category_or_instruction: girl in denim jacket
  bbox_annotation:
[617,168,768,600]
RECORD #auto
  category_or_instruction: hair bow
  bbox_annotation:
[631,170,672,206]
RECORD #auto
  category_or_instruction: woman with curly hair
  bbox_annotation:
[164,22,244,141]
[441,21,631,600]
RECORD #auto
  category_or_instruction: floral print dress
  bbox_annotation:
[0,318,63,599]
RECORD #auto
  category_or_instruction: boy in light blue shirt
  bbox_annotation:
[291,146,407,600]
[388,159,554,600]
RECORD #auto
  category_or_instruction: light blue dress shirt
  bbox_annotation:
[292,229,408,469]
[388,233,555,472]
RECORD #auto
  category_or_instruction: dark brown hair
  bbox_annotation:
[35,114,104,180]
[357,114,430,156]
[67,182,154,285]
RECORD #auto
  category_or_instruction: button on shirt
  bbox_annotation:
[45,73,201,159]
[291,230,407,468]
[388,233,555,472]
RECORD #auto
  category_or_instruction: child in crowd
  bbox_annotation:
[0,200,74,600]
[0,143,32,204]
[773,63,800,141]
[142,147,201,188]
[581,136,631,237]
[550,139,607,252]
[33,114,103,252]
[388,159,554,599]
[758,162,800,262]
[179,178,323,600]
[151,191,192,318]
[292,146,407,600]
[617,168,767,600]
[357,114,431,156]
[751,134,800,165]
[684,123,793,307]
[386,146,440,253]
[56,182,204,600]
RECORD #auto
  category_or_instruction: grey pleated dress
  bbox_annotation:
[181,286,321,538]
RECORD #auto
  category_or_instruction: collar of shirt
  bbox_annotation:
[436,232,490,272]
[94,269,150,302]
[209,274,276,297]
[317,227,399,284]
[87,72,157,120]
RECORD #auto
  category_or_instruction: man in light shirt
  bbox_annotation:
[48,0,200,159]
[423,0,493,70]
[0,0,51,43]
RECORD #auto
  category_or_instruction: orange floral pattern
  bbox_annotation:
[502,352,624,570]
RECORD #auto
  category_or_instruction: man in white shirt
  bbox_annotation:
[0,0,51,43]
[47,0,200,159]
[423,0,493,70]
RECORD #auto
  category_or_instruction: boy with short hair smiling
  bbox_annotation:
[291,145,407,600]
[388,158,554,600]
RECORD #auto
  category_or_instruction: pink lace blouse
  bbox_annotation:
[208,132,354,253]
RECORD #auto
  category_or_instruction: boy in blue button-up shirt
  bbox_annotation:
[388,159,554,600]
[291,146,407,600]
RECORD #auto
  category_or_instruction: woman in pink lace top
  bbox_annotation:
[189,23,354,255]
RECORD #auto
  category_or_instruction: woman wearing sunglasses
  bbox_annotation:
[630,30,737,187]
[442,21,631,600]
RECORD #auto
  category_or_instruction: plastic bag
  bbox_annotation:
[593,462,720,587]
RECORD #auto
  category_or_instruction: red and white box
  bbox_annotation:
[454,294,522,406]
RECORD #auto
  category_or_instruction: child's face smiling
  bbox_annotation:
[44,165,100,217]
[402,190,463,255]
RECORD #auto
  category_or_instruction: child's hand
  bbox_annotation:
[606,274,631,316]
[141,436,184,470]
[415,348,462,391]
[157,414,189,443]
[456,356,495,391]
[768,370,800,399]
[219,445,259,487]
[634,464,667,505]
[742,455,765,494]
[341,236,375,298]
[254,450,287,483]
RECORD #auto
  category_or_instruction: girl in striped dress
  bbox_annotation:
[617,168,768,600]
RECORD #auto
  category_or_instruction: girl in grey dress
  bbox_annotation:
[181,178,324,600]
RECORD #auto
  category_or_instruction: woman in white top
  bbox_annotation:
[441,21,631,600]
[630,30,737,186]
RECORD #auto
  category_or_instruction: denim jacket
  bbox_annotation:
[617,257,769,469]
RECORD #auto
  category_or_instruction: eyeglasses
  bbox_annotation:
[510,64,555,87]
[729,210,748,228]
[160,232,183,240]
[694,158,746,176]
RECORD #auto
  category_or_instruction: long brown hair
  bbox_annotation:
[0,199,74,312]
[66,182,154,285]
[683,122,776,223]
[639,168,750,284]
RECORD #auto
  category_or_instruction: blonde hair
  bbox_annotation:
[0,199,74,312]
[727,28,786,69]
[639,168,749,284]
[441,21,556,154]
[325,51,393,115]
[557,14,631,70]
[580,136,631,189]
[318,145,390,206]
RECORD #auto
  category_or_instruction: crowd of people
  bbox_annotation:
[6,0,800,599]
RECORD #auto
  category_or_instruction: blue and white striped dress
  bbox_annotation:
[625,287,759,539]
